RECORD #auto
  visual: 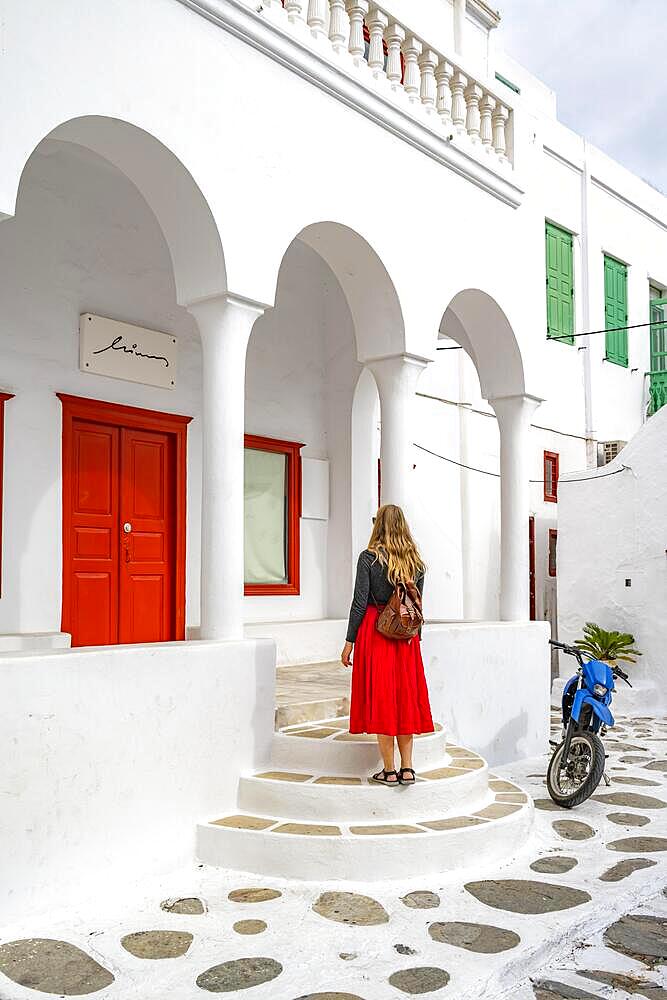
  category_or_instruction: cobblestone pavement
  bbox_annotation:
[1,714,666,999]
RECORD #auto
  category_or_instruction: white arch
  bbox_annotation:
[283,221,406,362]
[11,116,227,307]
[440,288,525,399]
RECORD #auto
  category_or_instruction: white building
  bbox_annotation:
[557,405,667,712]
[1,0,665,918]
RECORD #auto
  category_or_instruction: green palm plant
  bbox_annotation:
[574,622,642,664]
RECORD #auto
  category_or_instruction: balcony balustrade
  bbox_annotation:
[274,0,513,165]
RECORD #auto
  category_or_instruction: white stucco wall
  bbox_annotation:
[558,407,667,708]
[0,638,276,923]
[422,620,551,765]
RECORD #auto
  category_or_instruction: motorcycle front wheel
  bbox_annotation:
[547,731,605,808]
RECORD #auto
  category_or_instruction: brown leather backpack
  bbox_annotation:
[376,581,424,640]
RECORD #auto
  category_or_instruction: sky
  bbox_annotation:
[496,0,667,193]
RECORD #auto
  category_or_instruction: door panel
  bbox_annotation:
[528,516,536,621]
[68,421,120,647]
[119,428,174,644]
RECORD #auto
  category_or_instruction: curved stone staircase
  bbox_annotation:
[196,719,533,880]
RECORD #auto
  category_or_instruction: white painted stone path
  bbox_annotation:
[1,715,666,999]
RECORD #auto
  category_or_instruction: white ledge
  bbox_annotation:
[177,0,524,208]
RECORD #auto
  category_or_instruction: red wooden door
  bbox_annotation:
[68,419,120,646]
[119,428,174,643]
[528,516,536,621]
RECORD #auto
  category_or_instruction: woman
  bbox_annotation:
[341,504,434,786]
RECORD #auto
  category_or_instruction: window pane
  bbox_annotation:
[244,448,287,584]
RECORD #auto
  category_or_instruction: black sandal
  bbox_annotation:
[398,767,416,786]
[372,769,399,786]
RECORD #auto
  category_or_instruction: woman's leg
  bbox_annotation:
[397,734,415,776]
[376,734,398,782]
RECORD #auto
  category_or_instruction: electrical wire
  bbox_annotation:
[436,317,667,349]
[413,441,630,484]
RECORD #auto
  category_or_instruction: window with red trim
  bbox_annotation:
[244,434,303,596]
[548,528,558,577]
[0,393,14,598]
[544,451,559,503]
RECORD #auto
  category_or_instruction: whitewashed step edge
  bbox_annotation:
[196,800,534,881]
[237,763,489,822]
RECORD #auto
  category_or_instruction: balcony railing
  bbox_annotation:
[274,0,514,165]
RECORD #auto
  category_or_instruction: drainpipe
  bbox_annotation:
[453,0,466,57]
[581,139,596,468]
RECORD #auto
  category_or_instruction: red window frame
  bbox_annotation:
[244,434,303,597]
[544,451,559,503]
[0,393,14,597]
[548,528,558,577]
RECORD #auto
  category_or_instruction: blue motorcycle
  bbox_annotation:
[547,638,632,808]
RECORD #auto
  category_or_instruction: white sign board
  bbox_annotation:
[79,314,177,389]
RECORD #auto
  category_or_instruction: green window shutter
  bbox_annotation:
[649,295,667,414]
[545,223,574,344]
[604,255,628,366]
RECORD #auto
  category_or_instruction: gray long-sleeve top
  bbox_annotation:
[346,549,425,643]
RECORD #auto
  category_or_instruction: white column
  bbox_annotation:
[368,355,426,516]
[464,82,483,141]
[285,0,305,23]
[489,394,540,622]
[328,0,347,48]
[435,60,454,125]
[345,0,369,59]
[307,0,327,36]
[384,22,405,89]
[402,35,423,103]
[453,0,466,56]
[366,6,388,73]
[451,70,468,133]
[418,49,438,112]
[189,294,265,640]
[480,93,495,150]
[492,103,509,159]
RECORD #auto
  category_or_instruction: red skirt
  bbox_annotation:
[349,605,434,736]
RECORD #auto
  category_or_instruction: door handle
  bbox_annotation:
[123,522,132,533]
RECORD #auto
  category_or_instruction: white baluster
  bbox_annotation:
[345,0,369,60]
[307,0,327,36]
[285,0,305,23]
[465,82,482,142]
[435,60,454,125]
[328,0,347,48]
[492,102,509,158]
[366,6,388,73]
[384,22,405,88]
[480,94,494,149]
[418,49,438,113]
[402,35,423,103]
[451,70,467,132]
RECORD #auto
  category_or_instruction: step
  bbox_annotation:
[196,783,533,881]
[270,719,448,774]
[275,695,349,730]
[238,753,489,822]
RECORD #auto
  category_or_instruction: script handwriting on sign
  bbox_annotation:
[92,334,170,368]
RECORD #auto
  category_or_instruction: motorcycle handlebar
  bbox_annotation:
[548,639,634,687]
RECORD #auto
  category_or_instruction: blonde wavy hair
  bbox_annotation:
[367,504,425,586]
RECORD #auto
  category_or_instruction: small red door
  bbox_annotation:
[61,395,188,648]
[528,515,536,621]
[119,428,174,643]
